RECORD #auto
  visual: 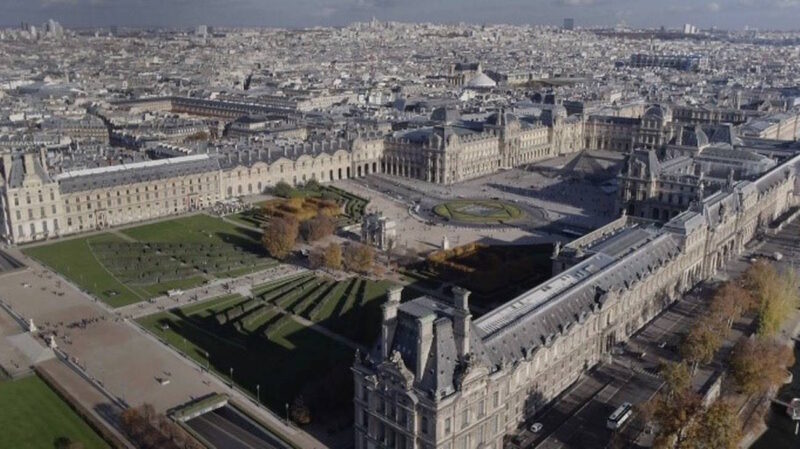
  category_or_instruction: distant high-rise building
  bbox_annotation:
[46,19,63,38]
[683,23,698,34]
[196,25,208,37]
[563,18,575,31]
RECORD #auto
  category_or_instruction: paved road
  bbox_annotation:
[187,406,292,449]
[529,247,766,449]
[528,293,698,449]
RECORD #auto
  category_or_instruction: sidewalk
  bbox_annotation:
[117,264,307,319]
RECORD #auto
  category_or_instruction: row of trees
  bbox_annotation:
[648,260,798,449]
[261,213,337,260]
[647,361,741,449]
[261,209,377,274]
[120,404,203,449]
[680,282,751,374]
[743,260,800,336]
[308,242,376,274]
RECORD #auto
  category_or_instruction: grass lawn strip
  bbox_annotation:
[0,375,110,449]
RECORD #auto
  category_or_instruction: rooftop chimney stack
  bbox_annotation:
[415,314,435,380]
[451,287,472,357]
[381,286,403,359]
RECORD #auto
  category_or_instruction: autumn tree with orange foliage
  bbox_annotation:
[262,216,299,260]
[729,337,794,395]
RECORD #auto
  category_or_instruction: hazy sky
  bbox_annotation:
[3,0,800,30]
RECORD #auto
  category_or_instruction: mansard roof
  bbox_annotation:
[385,296,492,399]
[56,154,219,194]
[212,137,354,169]
[4,153,52,189]
[672,125,709,148]
[620,149,661,178]
[431,107,461,125]
[475,225,680,366]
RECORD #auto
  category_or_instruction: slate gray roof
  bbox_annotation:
[5,154,52,188]
[56,154,220,193]
[386,296,492,399]
[475,226,681,367]
[214,138,354,170]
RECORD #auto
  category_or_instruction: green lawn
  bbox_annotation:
[137,274,395,422]
[24,233,143,307]
[0,375,110,449]
[433,199,524,223]
[24,215,276,308]
[137,293,354,418]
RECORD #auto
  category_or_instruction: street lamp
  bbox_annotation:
[205,351,209,371]
[256,384,260,404]
[285,402,290,426]
[229,367,234,387]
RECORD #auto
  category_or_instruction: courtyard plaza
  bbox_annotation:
[364,151,617,224]
[330,153,618,250]
[336,178,563,252]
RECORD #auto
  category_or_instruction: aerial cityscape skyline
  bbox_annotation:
[4,0,800,30]
[2,7,800,449]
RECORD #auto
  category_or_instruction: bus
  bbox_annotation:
[606,402,633,430]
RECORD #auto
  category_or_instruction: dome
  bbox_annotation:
[466,72,497,89]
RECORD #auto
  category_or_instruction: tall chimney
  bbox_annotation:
[1,153,12,182]
[381,286,403,359]
[415,314,435,380]
[452,287,472,357]
[23,152,36,178]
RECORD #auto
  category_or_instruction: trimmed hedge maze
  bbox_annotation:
[24,215,276,307]
[232,185,369,229]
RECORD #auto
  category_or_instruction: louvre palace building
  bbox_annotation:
[0,97,585,244]
[2,98,798,250]
[351,111,800,449]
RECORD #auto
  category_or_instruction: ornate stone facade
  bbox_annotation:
[353,152,800,449]
[0,133,384,243]
[382,107,583,185]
